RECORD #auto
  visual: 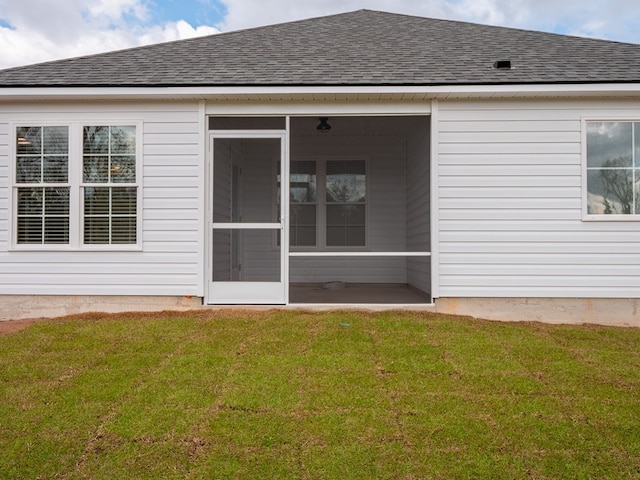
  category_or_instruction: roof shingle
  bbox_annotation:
[1,9,639,87]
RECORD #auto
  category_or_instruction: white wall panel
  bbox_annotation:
[437,98,640,298]
[0,101,203,296]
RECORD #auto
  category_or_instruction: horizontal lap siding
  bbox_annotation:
[438,99,640,298]
[0,102,203,295]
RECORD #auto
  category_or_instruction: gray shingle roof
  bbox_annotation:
[1,9,640,87]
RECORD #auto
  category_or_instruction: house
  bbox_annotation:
[2,9,640,325]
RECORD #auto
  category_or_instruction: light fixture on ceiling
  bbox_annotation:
[317,117,331,131]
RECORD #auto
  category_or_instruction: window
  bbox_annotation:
[15,126,70,244]
[289,161,317,246]
[13,124,139,247]
[326,160,366,246]
[279,159,366,249]
[82,126,137,244]
[586,121,640,216]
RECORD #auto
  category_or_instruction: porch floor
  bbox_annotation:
[289,283,431,304]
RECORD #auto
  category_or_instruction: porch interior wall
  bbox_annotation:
[288,117,408,283]
[406,117,432,295]
[211,138,235,281]
[238,140,281,281]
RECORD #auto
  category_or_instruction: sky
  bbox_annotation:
[0,0,639,70]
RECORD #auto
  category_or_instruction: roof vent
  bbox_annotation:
[493,60,512,70]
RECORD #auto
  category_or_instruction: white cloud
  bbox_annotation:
[86,0,149,23]
[216,0,456,31]
[0,0,219,69]
[139,20,219,44]
[216,0,640,44]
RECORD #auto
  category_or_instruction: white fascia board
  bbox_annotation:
[1,83,640,101]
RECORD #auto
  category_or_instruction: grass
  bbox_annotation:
[1,310,639,479]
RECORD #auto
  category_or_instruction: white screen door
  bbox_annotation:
[208,132,288,304]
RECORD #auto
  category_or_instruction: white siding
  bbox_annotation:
[0,101,203,295]
[437,99,640,298]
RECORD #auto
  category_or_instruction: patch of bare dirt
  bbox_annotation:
[0,318,46,336]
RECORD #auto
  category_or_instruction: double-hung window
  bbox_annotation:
[325,160,366,247]
[15,126,70,244]
[82,126,137,244]
[282,158,367,249]
[586,121,640,217]
[289,161,317,247]
[13,123,139,247]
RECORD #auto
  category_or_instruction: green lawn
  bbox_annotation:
[1,310,639,479]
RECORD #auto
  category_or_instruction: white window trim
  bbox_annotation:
[582,116,640,222]
[278,156,369,251]
[11,124,72,249]
[10,121,143,250]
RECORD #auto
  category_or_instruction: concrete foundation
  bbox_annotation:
[434,297,640,328]
[0,295,203,321]
[1,295,639,327]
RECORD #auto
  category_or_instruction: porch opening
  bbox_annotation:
[287,115,431,304]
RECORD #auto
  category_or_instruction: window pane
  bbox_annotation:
[326,161,366,203]
[587,169,633,214]
[83,156,109,182]
[17,217,42,244]
[44,217,69,244]
[17,188,43,215]
[290,161,316,203]
[112,187,137,215]
[587,122,632,168]
[42,126,69,155]
[43,156,68,182]
[16,127,42,155]
[44,187,69,215]
[16,157,41,183]
[290,204,316,247]
[84,217,109,244]
[110,156,136,183]
[291,204,316,225]
[85,187,110,215]
[110,126,136,154]
[83,126,109,154]
[292,226,316,246]
[345,226,366,246]
[326,226,345,246]
[326,204,366,225]
[111,217,137,244]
